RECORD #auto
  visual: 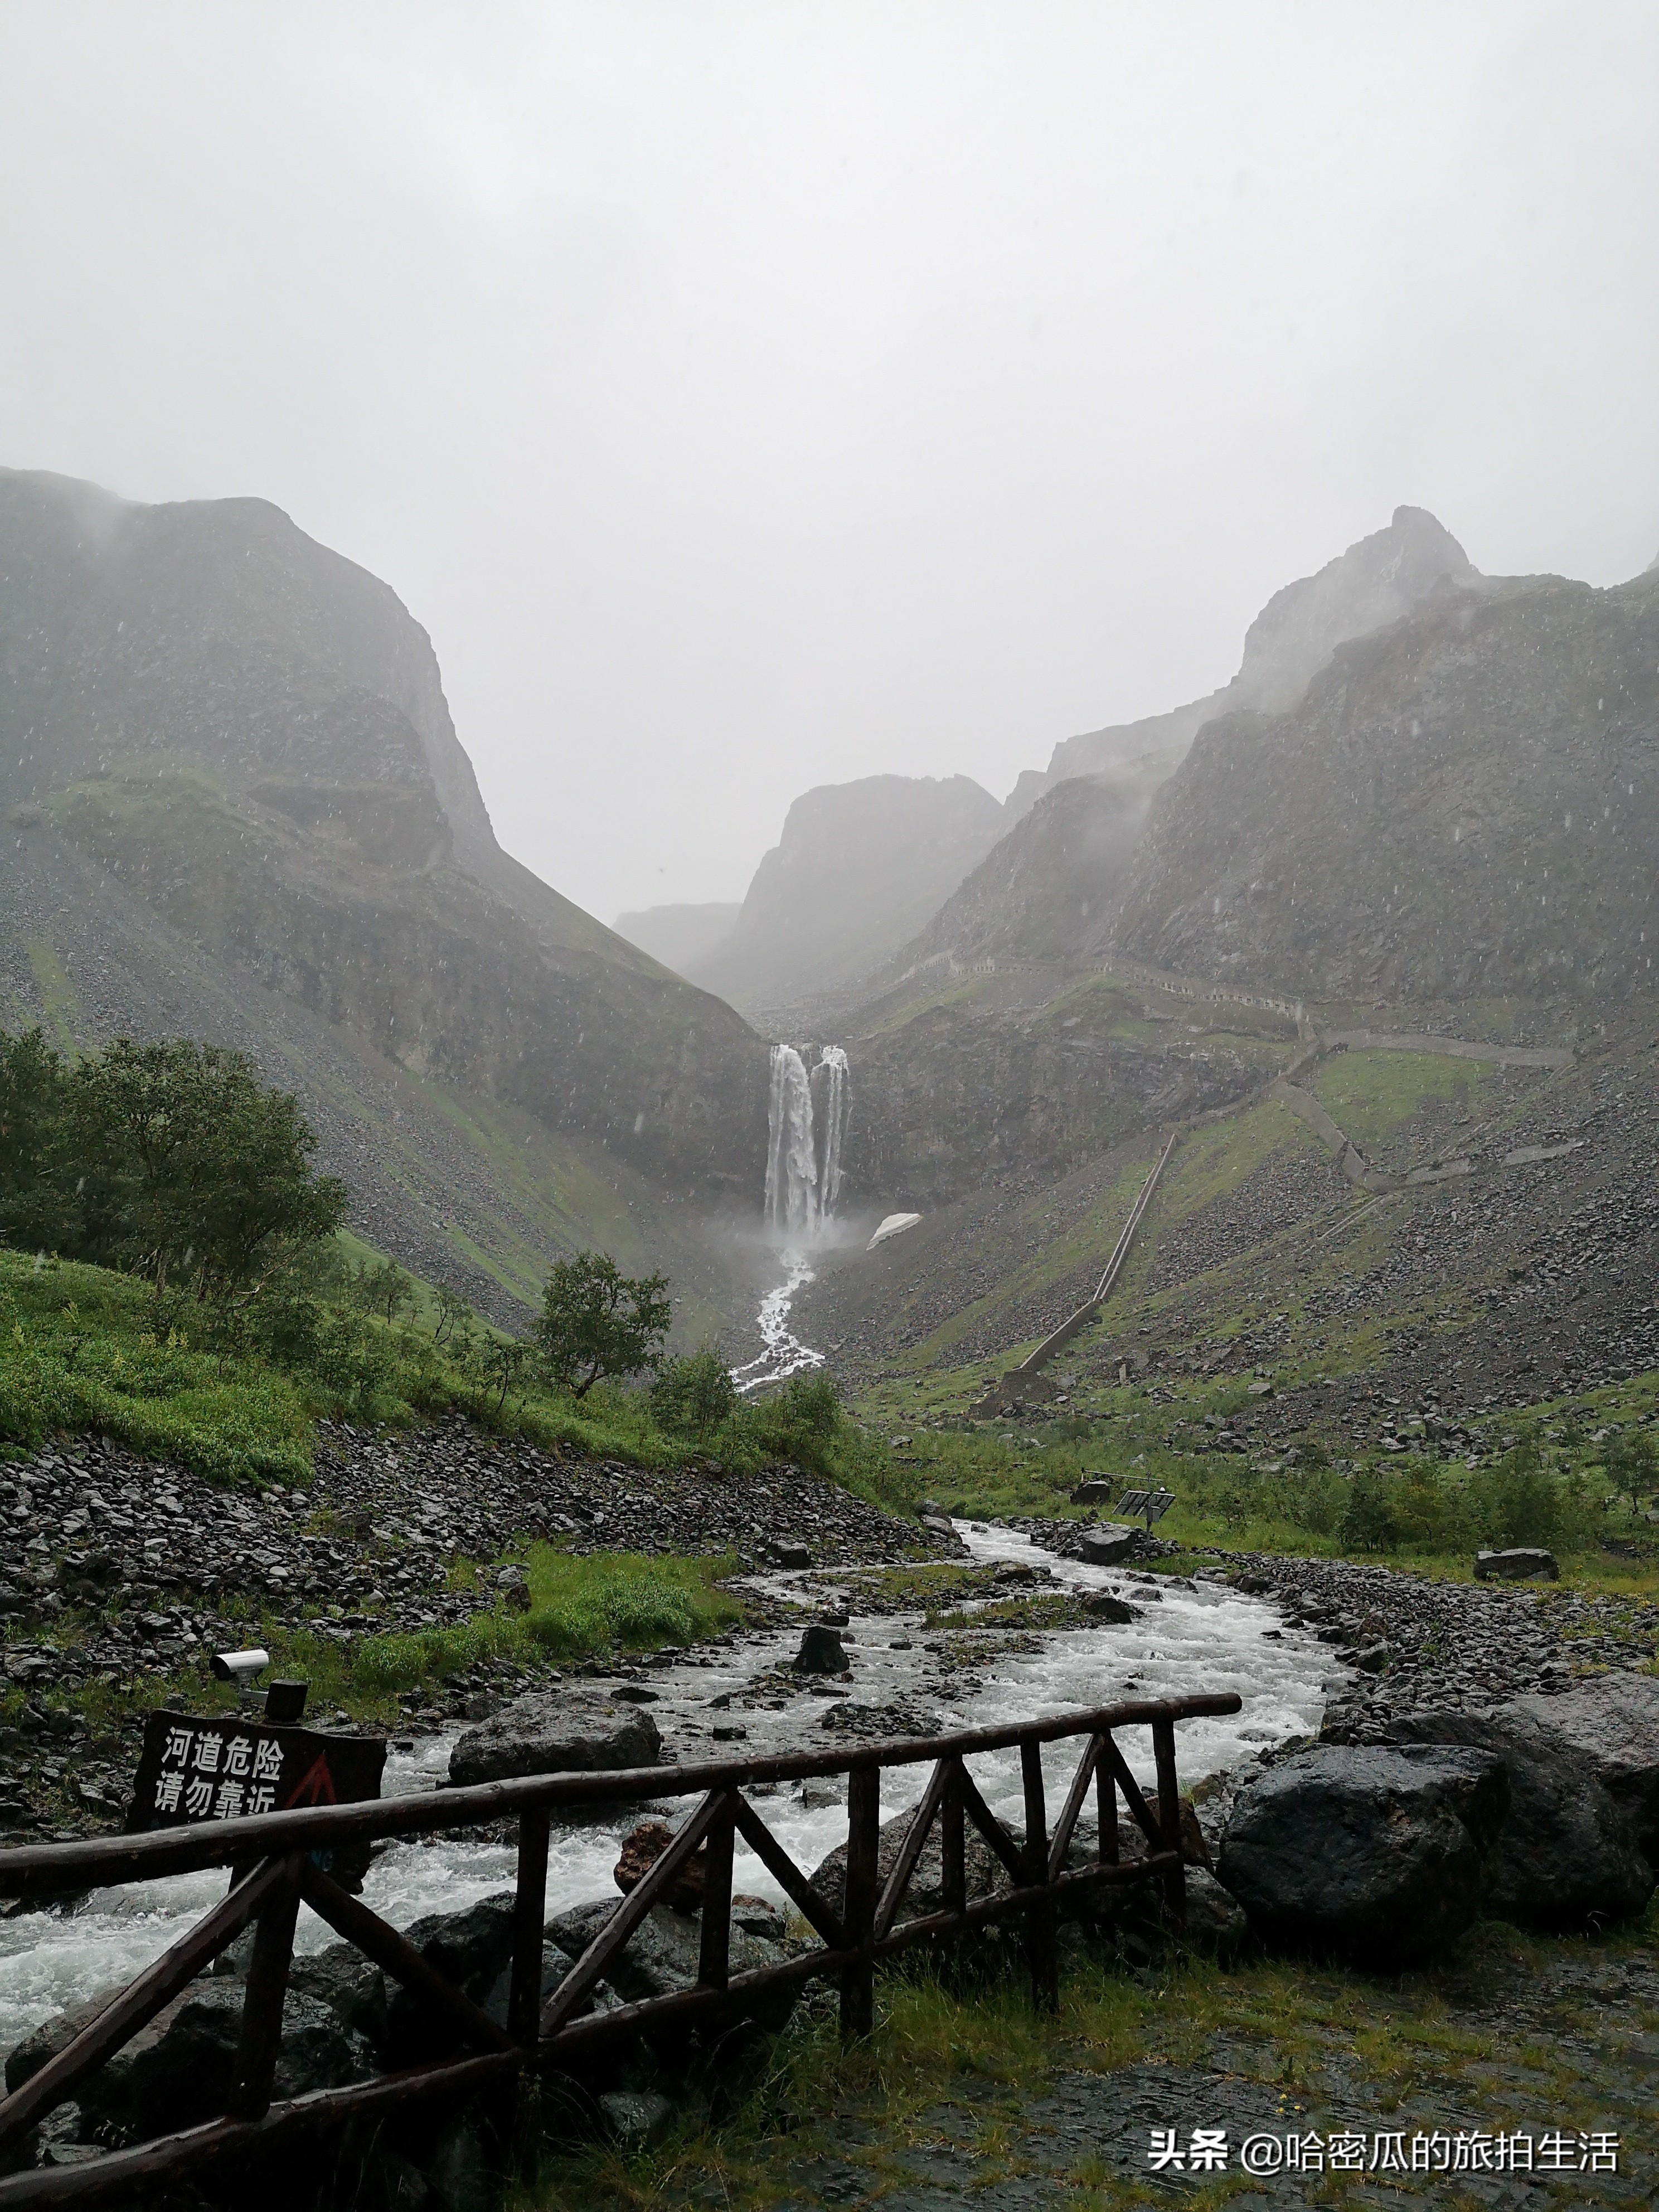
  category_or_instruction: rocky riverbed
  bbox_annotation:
[0,1417,939,1840]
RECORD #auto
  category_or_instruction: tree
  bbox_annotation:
[535,1251,670,1398]
[0,1029,75,1254]
[66,1039,347,1294]
[1605,1428,1658,1514]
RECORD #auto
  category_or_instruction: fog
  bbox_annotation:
[3,2,1656,924]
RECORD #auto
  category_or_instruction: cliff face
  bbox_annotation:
[878,510,1479,986]
[0,468,769,1201]
[1110,567,1659,1010]
[689,773,1007,1012]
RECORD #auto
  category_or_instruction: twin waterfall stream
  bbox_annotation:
[731,1042,850,1393]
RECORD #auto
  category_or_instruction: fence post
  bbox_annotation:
[1152,1715,1186,1927]
[940,1757,966,1915]
[227,1855,301,2121]
[508,1806,550,2050]
[1094,1735,1118,1867]
[1020,1740,1058,2012]
[698,1793,735,1991]
[841,1762,880,2038]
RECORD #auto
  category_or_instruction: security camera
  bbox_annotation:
[211,1647,270,1699]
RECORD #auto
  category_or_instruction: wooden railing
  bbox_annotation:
[0,1691,1241,2205]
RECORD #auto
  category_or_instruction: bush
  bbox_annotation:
[1342,1467,1400,1551]
[650,1350,738,1435]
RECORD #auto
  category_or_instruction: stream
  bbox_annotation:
[0,1524,1341,2050]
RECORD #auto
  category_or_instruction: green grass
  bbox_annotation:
[1309,1049,1494,1151]
[0,1244,906,1508]
[515,1902,1659,2210]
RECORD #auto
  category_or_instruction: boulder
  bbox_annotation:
[1071,1479,1117,1505]
[1083,1591,1140,1624]
[1217,1745,1508,1966]
[1180,1866,1254,1961]
[768,1540,811,1569]
[792,1625,847,1675]
[1385,1706,1653,1929]
[1474,1548,1558,1582]
[384,1893,517,2066]
[1502,1673,1659,1865]
[447,1688,661,1787]
[1078,1524,1141,1567]
[615,1818,706,1911]
[547,1898,801,2032]
[809,1806,1018,1926]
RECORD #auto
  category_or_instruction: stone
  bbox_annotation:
[1083,1591,1140,1624]
[614,1817,706,1911]
[447,1688,661,1787]
[918,1515,957,1541]
[769,1540,812,1569]
[1501,1673,1659,1865]
[1180,1866,1254,1961]
[384,1893,518,2065]
[547,1898,801,2031]
[289,1942,389,2049]
[599,2088,677,2148]
[1078,1525,1141,1567]
[1217,1744,1508,1966]
[792,1624,847,1675]
[1070,1480,1117,1504]
[1475,1548,1559,1582]
[1385,1706,1654,1929]
[810,1806,1017,1925]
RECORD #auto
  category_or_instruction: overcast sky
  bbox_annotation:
[5,3,1657,925]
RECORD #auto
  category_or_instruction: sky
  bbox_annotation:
[4,3,1657,925]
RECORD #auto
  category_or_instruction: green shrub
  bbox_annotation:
[1472,1435,1563,1550]
[650,1350,738,1436]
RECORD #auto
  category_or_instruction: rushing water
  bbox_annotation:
[742,1039,854,1391]
[729,1254,823,1394]
[0,1526,1340,2050]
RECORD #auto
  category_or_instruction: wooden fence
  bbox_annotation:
[0,1691,1241,2205]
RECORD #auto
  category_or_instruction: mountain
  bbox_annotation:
[687,773,1006,1013]
[0,467,771,1310]
[613,902,741,977]
[881,508,1478,980]
[1110,563,1659,1012]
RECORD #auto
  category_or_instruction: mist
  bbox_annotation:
[3,1,1656,924]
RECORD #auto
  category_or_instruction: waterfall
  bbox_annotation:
[761,1041,851,1241]
[763,1045,819,1237]
[817,1045,850,1216]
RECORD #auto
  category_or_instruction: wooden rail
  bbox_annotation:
[0,1691,1240,2203]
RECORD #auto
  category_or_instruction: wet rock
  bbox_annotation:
[1180,1866,1254,1961]
[1078,1525,1141,1567]
[1385,1706,1654,1928]
[447,1689,661,1787]
[1503,1673,1659,1864]
[384,1894,517,2066]
[599,2088,677,2148]
[791,1624,847,1675]
[768,1540,812,1569]
[1082,1591,1140,1624]
[547,1898,801,2031]
[289,1941,389,2048]
[614,1818,706,1912]
[1218,1744,1508,1967]
[809,1807,1016,1925]
[1476,1549,1558,1582]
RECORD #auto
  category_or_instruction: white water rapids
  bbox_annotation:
[0,1524,1341,2050]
